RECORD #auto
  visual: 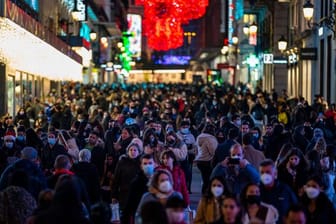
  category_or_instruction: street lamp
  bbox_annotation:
[243,24,250,35]
[278,35,288,52]
[303,0,314,22]
[232,36,239,45]
[89,31,97,41]
[249,22,258,33]
[303,0,336,35]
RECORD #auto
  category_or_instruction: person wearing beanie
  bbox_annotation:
[0,133,21,170]
[111,142,142,221]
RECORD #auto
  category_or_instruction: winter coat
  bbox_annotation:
[242,202,279,224]
[111,156,141,209]
[194,196,221,224]
[195,133,218,162]
[260,180,298,223]
[71,162,101,204]
[0,159,47,199]
[40,143,68,171]
[156,165,190,205]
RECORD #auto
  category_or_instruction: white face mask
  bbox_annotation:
[170,211,185,222]
[159,180,172,193]
[305,187,320,199]
[211,186,224,197]
[260,173,273,185]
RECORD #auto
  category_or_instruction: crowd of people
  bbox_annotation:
[0,82,336,224]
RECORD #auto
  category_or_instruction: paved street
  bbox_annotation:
[189,166,202,210]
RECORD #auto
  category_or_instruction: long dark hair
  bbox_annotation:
[204,176,229,200]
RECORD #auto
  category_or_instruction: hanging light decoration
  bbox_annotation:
[136,0,208,51]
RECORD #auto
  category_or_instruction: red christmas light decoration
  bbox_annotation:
[136,0,208,51]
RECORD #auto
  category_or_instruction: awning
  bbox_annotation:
[0,18,83,81]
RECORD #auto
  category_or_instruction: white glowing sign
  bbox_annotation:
[127,14,142,59]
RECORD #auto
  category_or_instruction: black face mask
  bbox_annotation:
[167,139,176,146]
[246,195,261,205]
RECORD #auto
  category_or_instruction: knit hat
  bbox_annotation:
[5,128,16,137]
[4,135,15,142]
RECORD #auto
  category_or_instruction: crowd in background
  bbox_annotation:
[0,82,335,223]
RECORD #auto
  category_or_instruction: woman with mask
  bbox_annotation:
[300,175,336,223]
[240,183,278,224]
[143,127,165,164]
[135,169,181,222]
[157,150,190,207]
[194,176,228,224]
[277,148,309,195]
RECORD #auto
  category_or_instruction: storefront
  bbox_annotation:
[0,0,83,116]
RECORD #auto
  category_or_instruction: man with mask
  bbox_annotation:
[123,154,155,223]
[177,120,196,193]
[210,143,260,196]
[259,159,298,224]
[40,129,67,176]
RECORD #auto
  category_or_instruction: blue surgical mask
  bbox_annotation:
[143,164,154,176]
[5,142,14,149]
[48,138,56,145]
[16,136,25,142]
[180,128,189,134]
[253,133,259,139]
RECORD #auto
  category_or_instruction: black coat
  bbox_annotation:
[41,143,68,172]
[71,162,101,204]
[0,159,47,199]
[122,171,149,223]
[300,192,336,224]
[90,146,106,178]
[111,156,141,209]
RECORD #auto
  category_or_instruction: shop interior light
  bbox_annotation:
[243,24,249,35]
[232,36,239,45]
[0,18,82,81]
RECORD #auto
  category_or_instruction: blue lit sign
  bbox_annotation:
[153,55,191,65]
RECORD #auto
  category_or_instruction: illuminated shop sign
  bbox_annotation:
[127,14,142,59]
[24,0,39,12]
[153,55,191,65]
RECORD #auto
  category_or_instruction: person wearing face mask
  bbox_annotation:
[13,108,30,129]
[143,128,165,164]
[40,129,68,175]
[277,148,309,195]
[0,133,20,170]
[241,183,279,224]
[194,176,228,224]
[177,120,197,193]
[123,154,156,224]
[135,169,182,223]
[211,144,260,196]
[165,194,187,224]
[111,143,142,222]
[164,130,188,165]
[157,150,190,207]
[300,175,336,224]
[259,159,298,224]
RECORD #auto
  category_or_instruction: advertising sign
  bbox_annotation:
[127,14,142,59]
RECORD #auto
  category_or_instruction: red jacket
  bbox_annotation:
[156,165,190,205]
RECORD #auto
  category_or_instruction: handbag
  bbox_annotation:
[110,202,120,224]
